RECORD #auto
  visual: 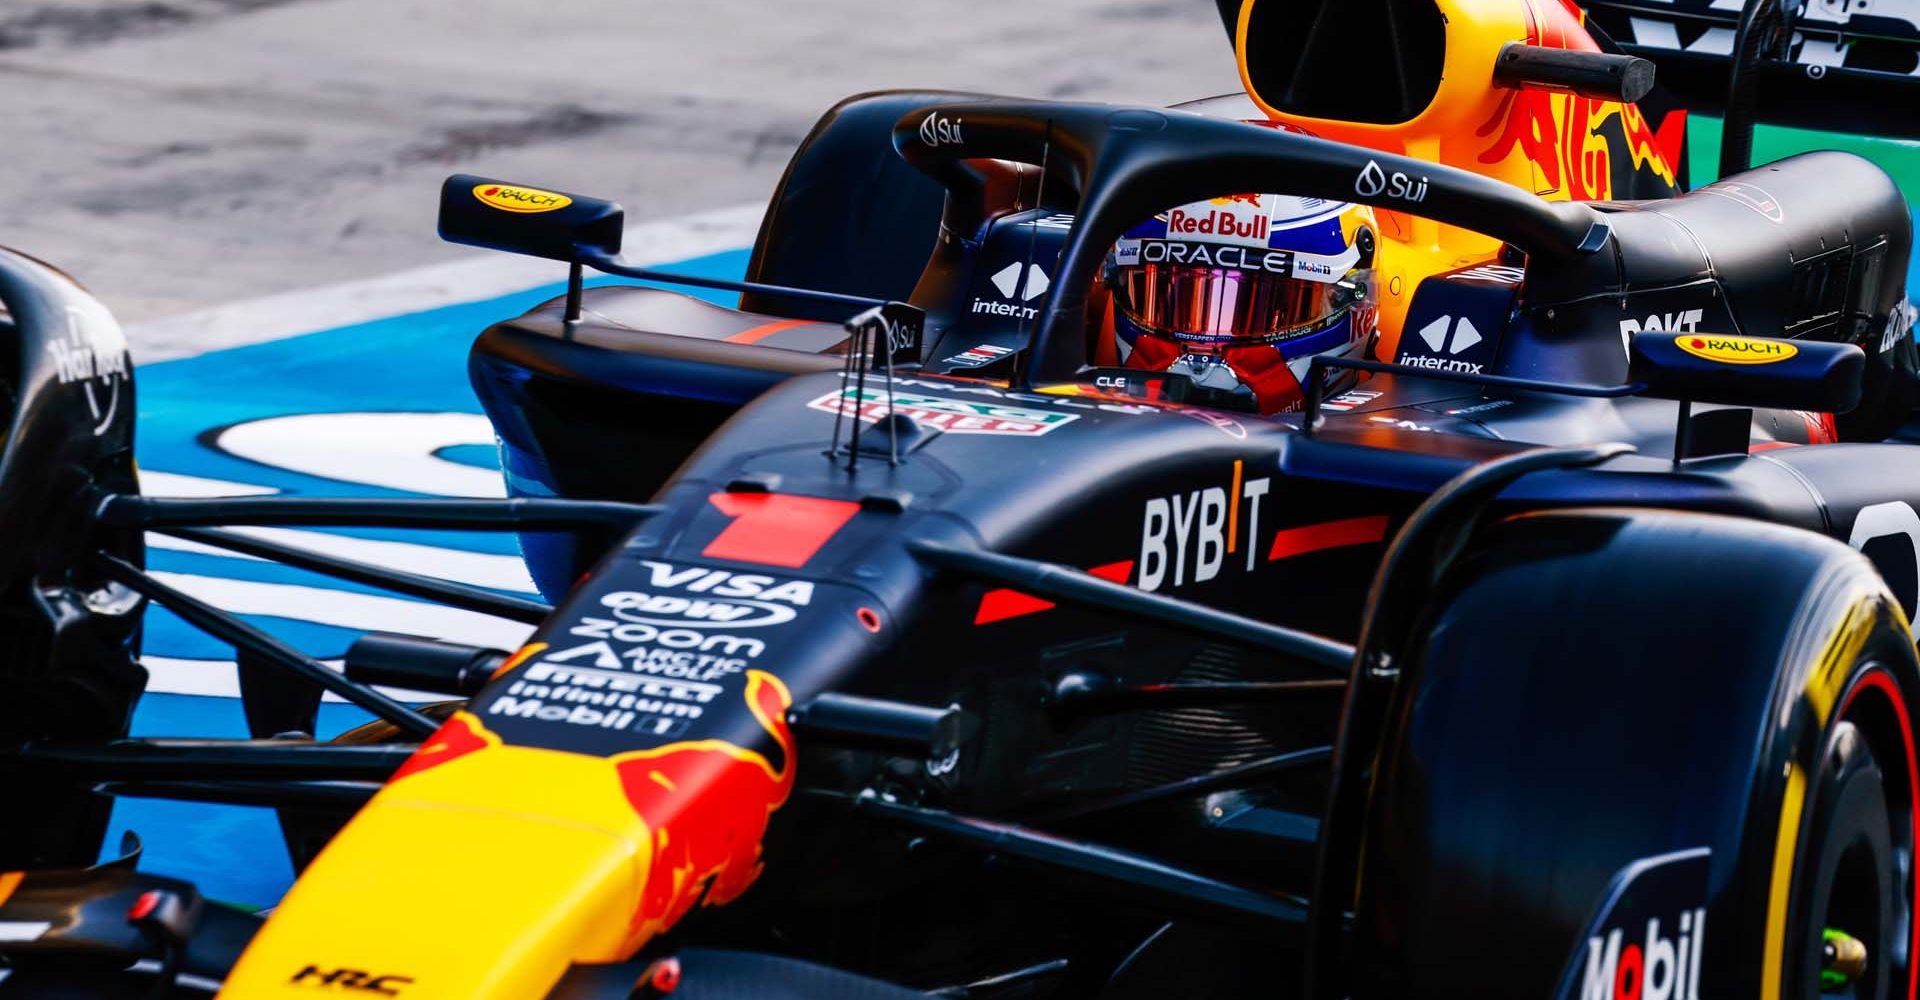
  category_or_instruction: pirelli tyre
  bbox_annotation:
[1345,508,1920,1000]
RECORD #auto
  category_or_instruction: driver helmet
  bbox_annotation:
[1102,191,1378,414]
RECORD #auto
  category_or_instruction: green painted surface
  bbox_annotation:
[1688,115,1920,197]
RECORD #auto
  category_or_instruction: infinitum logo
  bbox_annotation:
[971,263,1049,319]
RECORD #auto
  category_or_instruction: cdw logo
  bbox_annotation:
[290,966,414,995]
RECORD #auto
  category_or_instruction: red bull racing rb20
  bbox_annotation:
[8,0,1920,996]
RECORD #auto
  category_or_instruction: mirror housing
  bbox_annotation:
[437,174,623,263]
[1628,332,1864,413]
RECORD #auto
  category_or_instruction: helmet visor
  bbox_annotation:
[1109,239,1365,346]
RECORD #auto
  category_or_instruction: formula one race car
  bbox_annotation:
[8,0,1920,997]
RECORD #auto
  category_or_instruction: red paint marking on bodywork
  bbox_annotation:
[1267,515,1390,562]
[128,890,162,921]
[703,493,860,568]
[613,672,796,944]
[724,318,812,345]
[390,713,494,783]
[973,560,1134,625]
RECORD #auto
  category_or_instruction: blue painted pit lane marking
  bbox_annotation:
[110,250,748,907]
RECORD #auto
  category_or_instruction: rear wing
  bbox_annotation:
[1583,0,1920,147]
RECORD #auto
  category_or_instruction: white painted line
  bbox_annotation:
[125,202,764,362]
[0,922,51,944]
[143,656,442,704]
[211,412,505,498]
[151,571,536,650]
[137,471,279,497]
[146,526,539,593]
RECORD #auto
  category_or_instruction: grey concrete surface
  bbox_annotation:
[0,0,1243,323]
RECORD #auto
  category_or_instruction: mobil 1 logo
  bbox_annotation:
[1554,847,1708,1000]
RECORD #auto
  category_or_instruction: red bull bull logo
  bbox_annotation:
[1475,0,1681,201]
[613,670,796,944]
[390,711,500,782]
[381,659,799,953]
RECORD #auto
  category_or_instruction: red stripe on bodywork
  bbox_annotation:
[703,493,860,568]
[974,560,1133,625]
[1267,515,1390,562]
[724,318,812,345]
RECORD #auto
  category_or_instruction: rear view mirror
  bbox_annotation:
[1629,332,1864,413]
[437,174,623,263]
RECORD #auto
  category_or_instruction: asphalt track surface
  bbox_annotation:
[0,0,1240,907]
[1,0,1244,339]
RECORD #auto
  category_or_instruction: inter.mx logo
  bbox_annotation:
[971,263,1049,320]
[1405,314,1484,373]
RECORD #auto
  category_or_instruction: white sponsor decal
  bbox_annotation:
[887,377,1158,416]
[597,561,815,630]
[1850,500,1920,640]
[1444,398,1513,416]
[1453,264,1526,285]
[489,660,722,737]
[1289,245,1359,283]
[918,112,964,147]
[49,299,131,436]
[971,262,1050,319]
[942,343,1016,369]
[1321,389,1383,412]
[1355,159,1428,203]
[566,617,764,680]
[807,387,1080,437]
[1138,468,1272,592]
[1399,354,1484,374]
[1165,194,1272,249]
[1581,909,1705,1000]
[1140,239,1291,275]
[0,922,51,944]
[990,262,1049,301]
[1415,315,1483,356]
[1620,308,1706,357]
